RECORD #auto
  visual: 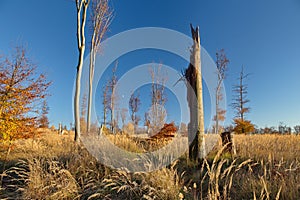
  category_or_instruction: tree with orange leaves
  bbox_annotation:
[0,46,51,143]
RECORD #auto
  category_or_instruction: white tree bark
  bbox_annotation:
[87,47,95,133]
[193,26,206,160]
[87,0,112,133]
[74,0,89,142]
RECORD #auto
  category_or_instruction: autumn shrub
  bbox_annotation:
[233,118,255,134]
[151,122,177,139]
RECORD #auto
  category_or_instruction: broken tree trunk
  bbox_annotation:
[185,24,206,163]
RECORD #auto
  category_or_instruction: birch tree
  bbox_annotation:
[213,49,229,134]
[74,0,89,142]
[87,0,112,133]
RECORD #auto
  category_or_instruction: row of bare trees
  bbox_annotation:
[72,0,254,164]
[99,64,167,135]
[101,63,119,133]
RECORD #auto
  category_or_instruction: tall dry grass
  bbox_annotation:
[0,131,299,199]
[235,134,300,162]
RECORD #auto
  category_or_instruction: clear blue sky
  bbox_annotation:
[1,0,300,129]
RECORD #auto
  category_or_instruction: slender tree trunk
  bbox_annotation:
[88,0,112,132]
[87,47,96,133]
[239,70,244,133]
[74,0,89,142]
[215,83,221,134]
[186,24,206,163]
[240,75,244,122]
[111,91,115,134]
[215,89,219,134]
[214,50,229,135]
[103,85,108,126]
[103,107,106,125]
[110,65,117,134]
[74,44,84,142]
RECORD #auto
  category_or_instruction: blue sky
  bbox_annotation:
[1,0,300,129]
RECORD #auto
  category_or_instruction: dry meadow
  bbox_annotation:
[0,131,299,199]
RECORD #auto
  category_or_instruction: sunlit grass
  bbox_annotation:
[0,131,299,199]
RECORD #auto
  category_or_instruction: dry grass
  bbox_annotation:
[235,134,300,161]
[0,131,299,199]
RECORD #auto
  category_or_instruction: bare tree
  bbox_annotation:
[184,24,205,162]
[278,122,291,134]
[232,66,250,121]
[179,122,188,136]
[38,100,50,128]
[148,64,167,135]
[144,112,150,134]
[294,125,300,134]
[74,0,89,142]
[232,66,254,134]
[214,49,229,134]
[102,83,109,126]
[129,91,141,133]
[120,108,128,131]
[115,108,120,132]
[87,0,113,133]
[108,63,118,133]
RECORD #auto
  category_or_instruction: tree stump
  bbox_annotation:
[220,131,233,154]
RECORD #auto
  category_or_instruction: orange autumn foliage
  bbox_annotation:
[233,118,255,134]
[0,46,51,142]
